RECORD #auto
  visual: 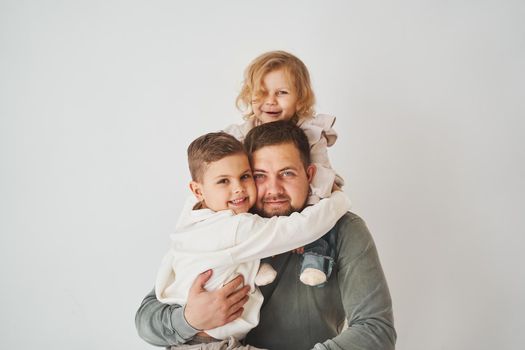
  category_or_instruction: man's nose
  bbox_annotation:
[265,177,283,195]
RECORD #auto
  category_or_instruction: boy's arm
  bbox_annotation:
[230,191,351,262]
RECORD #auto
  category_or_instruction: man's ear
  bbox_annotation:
[305,164,316,184]
[189,181,204,201]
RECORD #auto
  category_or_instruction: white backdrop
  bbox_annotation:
[1,1,524,349]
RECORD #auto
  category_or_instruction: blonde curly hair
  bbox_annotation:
[236,51,316,122]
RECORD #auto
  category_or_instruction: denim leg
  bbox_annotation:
[300,227,338,287]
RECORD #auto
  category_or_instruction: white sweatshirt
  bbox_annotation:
[155,191,351,340]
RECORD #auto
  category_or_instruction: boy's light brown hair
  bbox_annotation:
[236,51,316,121]
[187,132,246,182]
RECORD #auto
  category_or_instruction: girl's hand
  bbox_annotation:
[292,247,305,254]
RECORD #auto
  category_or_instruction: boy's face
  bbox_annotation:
[251,69,298,123]
[190,153,256,214]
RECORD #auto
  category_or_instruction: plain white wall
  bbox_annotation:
[1,1,524,349]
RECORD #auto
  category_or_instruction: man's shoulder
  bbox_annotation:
[334,211,376,253]
[335,211,367,230]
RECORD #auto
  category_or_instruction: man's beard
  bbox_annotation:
[252,194,301,218]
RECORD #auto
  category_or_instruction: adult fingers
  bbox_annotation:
[219,274,244,296]
[189,269,212,294]
[229,294,249,315]
[225,307,245,324]
[226,285,250,307]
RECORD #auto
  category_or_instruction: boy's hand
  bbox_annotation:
[184,270,250,331]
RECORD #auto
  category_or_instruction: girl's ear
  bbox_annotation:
[189,181,204,201]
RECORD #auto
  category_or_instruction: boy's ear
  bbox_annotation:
[305,164,316,184]
[189,181,204,201]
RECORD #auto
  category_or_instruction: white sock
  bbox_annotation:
[255,263,277,286]
[300,268,327,286]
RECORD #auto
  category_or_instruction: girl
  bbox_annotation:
[224,51,346,287]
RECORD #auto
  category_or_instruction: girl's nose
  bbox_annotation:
[264,94,277,105]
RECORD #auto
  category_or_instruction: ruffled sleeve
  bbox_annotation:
[299,114,345,203]
[223,119,256,142]
[299,114,338,147]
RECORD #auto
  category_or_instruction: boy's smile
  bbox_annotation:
[190,153,256,214]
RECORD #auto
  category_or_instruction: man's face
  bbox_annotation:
[251,142,315,217]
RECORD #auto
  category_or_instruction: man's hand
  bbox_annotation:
[184,270,250,331]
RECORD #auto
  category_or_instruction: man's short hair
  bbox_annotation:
[187,132,246,182]
[243,121,311,167]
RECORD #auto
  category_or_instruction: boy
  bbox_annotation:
[155,131,350,345]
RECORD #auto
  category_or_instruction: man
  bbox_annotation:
[136,121,396,349]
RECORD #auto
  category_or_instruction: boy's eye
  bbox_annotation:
[217,179,229,184]
[241,174,252,180]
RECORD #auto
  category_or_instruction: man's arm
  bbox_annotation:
[314,213,397,350]
[136,272,249,347]
[135,288,196,346]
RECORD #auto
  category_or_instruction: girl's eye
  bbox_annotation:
[241,174,252,180]
[277,90,289,96]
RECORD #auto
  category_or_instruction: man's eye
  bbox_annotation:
[282,171,295,177]
[253,174,265,181]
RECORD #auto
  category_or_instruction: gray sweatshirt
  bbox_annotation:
[135,212,396,350]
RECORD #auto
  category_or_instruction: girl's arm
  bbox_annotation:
[302,114,345,202]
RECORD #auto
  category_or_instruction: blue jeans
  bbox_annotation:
[300,227,338,287]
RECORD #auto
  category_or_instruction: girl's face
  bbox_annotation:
[251,69,298,123]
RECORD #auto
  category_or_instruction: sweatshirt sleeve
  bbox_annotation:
[229,191,351,262]
[135,288,198,347]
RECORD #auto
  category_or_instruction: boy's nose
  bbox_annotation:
[233,183,245,193]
